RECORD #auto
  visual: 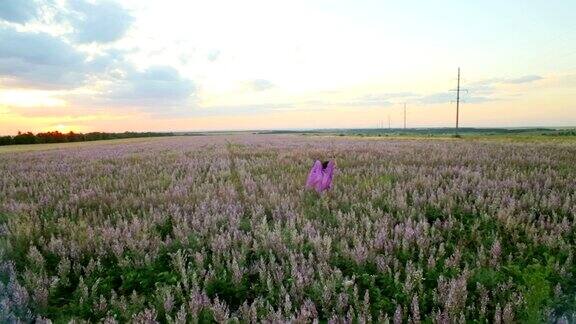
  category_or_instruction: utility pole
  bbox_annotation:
[456,68,460,133]
[450,67,468,135]
[403,103,407,130]
[388,114,391,130]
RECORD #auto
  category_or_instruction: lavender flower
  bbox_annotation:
[0,135,574,322]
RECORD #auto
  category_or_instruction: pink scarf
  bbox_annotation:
[306,160,335,193]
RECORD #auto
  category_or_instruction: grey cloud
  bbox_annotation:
[429,74,544,104]
[68,0,133,44]
[0,27,88,88]
[0,27,193,108]
[0,26,127,89]
[503,75,543,84]
[85,48,127,72]
[0,0,39,23]
[0,0,133,44]
[468,84,495,96]
[0,2,192,115]
[253,90,494,109]
[466,96,494,103]
[419,92,454,104]
[418,92,494,105]
[470,75,544,86]
[415,74,544,105]
[0,28,83,65]
[105,65,195,106]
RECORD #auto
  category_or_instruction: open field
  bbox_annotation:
[0,137,178,154]
[1,135,575,322]
[303,129,576,144]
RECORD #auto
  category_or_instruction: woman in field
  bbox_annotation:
[305,160,335,193]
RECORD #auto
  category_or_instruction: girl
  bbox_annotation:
[305,160,335,193]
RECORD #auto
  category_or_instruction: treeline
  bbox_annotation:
[0,131,174,146]
[543,130,576,136]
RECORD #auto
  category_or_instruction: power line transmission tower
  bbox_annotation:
[403,103,407,130]
[388,114,391,130]
[450,67,468,135]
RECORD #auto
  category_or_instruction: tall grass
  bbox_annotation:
[1,135,575,322]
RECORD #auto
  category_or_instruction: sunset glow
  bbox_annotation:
[0,0,575,134]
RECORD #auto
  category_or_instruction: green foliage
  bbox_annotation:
[471,268,506,290]
[330,255,406,318]
[0,131,174,146]
[205,275,250,310]
[155,217,174,240]
[523,267,552,323]
[302,192,338,227]
[424,205,445,222]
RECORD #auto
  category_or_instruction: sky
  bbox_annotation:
[0,0,575,134]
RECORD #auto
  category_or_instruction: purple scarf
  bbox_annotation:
[306,160,335,193]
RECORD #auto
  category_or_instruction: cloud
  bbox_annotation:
[0,0,40,23]
[67,0,133,44]
[248,79,275,91]
[0,27,89,89]
[416,74,544,105]
[104,65,195,106]
[207,50,221,62]
[503,75,543,84]
[0,26,128,89]
[468,84,495,96]
[0,28,83,66]
[418,92,454,104]
[418,92,493,105]
[0,23,193,112]
[471,75,544,86]
[0,0,133,44]
[0,0,193,118]
[460,96,494,104]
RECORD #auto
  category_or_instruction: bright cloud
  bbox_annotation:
[0,0,575,134]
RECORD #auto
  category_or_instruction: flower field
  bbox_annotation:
[1,135,575,323]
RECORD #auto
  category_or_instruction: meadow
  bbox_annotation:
[1,135,575,323]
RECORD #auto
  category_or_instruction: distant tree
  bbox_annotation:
[67,131,84,142]
[0,136,13,145]
[13,132,37,144]
[0,130,174,146]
